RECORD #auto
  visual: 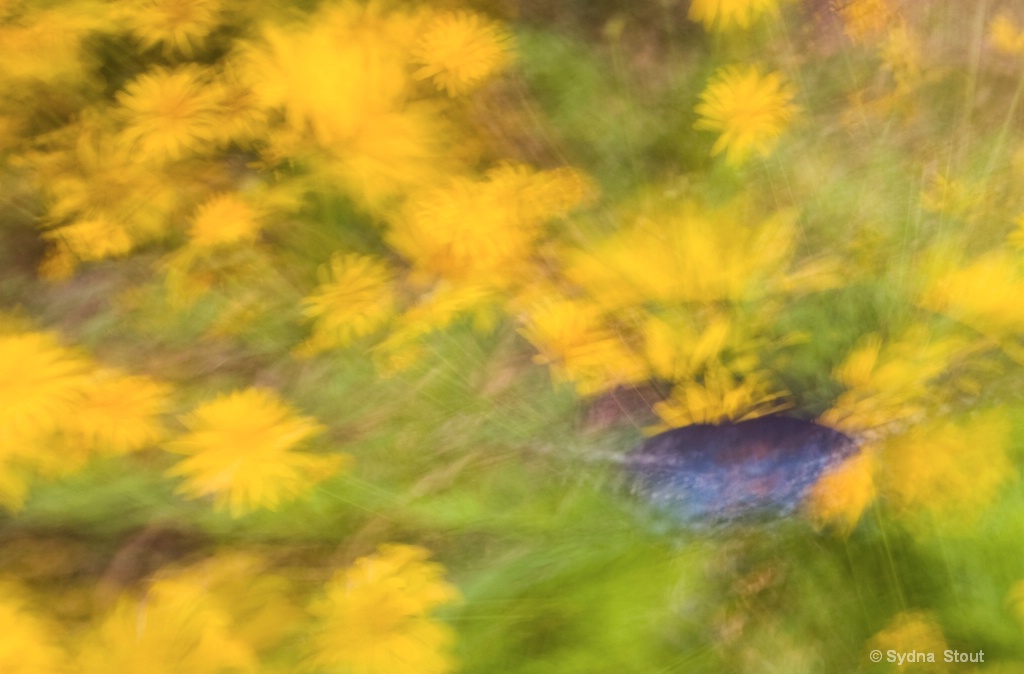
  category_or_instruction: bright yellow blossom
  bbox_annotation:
[308,545,460,674]
[694,65,797,166]
[0,581,69,674]
[121,0,222,56]
[300,253,397,354]
[43,215,134,263]
[687,0,777,32]
[165,388,348,516]
[77,579,257,674]
[868,612,947,672]
[117,65,221,163]
[413,11,513,95]
[65,370,171,455]
[990,12,1024,55]
[652,362,788,428]
[188,193,261,247]
[804,450,877,535]
[921,251,1024,340]
[879,411,1014,525]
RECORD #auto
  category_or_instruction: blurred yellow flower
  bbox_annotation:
[804,450,876,534]
[921,251,1024,341]
[413,11,512,95]
[567,201,797,307]
[518,298,647,396]
[65,370,171,455]
[0,582,69,674]
[390,165,590,285]
[189,193,261,247]
[77,579,257,674]
[643,314,731,382]
[300,253,397,354]
[121,0,222,56]
[820,328,965,433]
[990,12,1024,55]
[868,612,947,673]
[687,0,777,31]
[838,0,895,45]
[652,362,788,428]
[43,215,134,263]
[308,544,460,674]
[0,6,101,86]
[0,332,88,445]
[880,411,1015,524]
[919,173,980,219]
[694,65,797,166]
[165,388,348,516]
[117,65,221,163]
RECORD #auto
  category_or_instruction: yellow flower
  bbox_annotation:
[0,581,69,674]
[121,0,222,56]
[643,314,732,382]
[518,298,648,396]
[389,165,592,285]
[838,0,895,44]
[879,411,1015,525]
[694,65,797,166]
[990,12,1024,56]
[804,450,877,534]
[43,215,134,263]
[687,0,777,31]
[300,253,397,354]
[567,200,797,307]
[77,579,257,674]
[868,612,947,673]
[0,332,89,447]
[921,251,1024,340]
[413,11,513,95]
[308,544,460,674]
[165,388,348,516]
[117,65,221,163]
[65,370,171,455]
[652,362,788,428]
[0,6,101,86]
[819,328,965,433]
[188,193,261,247]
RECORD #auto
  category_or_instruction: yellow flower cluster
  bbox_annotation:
[414,11,513,95]
[0,328,171,510]
[308,544,461,674]
[687,0,778,32]
[165,388,348,516]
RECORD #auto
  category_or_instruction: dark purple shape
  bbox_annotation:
[626,416,859,523]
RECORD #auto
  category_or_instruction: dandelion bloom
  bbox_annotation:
[65,371,171,455]
[188,193,261,247]
[165,388,348,516]
[652,363,788,428]
[117,65,220,163]
[804,450,876,534]
[688,0,777,32]
[989,12,1024,55]
[0,582,69,673]
[43,215,134,263]
[308,544,460,674]
[921,252,1024,338]
[121,0,223,56]
[694,65,797,167]
[414,11,512,95]
[301,253,397,353]
[77,579,257,674]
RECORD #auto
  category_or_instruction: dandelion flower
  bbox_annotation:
[0,582,69,674]
[117,65,221,163]
[413,11,513,96]
[804,450,876,534]
[77,579,257,674]
[687,0,778,32]
[879,411,1014,524]
[652,363,788,427]
[43,215,134,263]
[165,388,347,516]
[921,252,1024,339]
[301,253,397,353]
[0,332,89,446]
[989,12,1024,55]
[308,544,460,674]
[65,370,171,455]
[188,193,261,247]
[694,65,797,167]
[121,0,222,56]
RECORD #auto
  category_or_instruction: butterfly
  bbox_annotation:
[625,415,859,524]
